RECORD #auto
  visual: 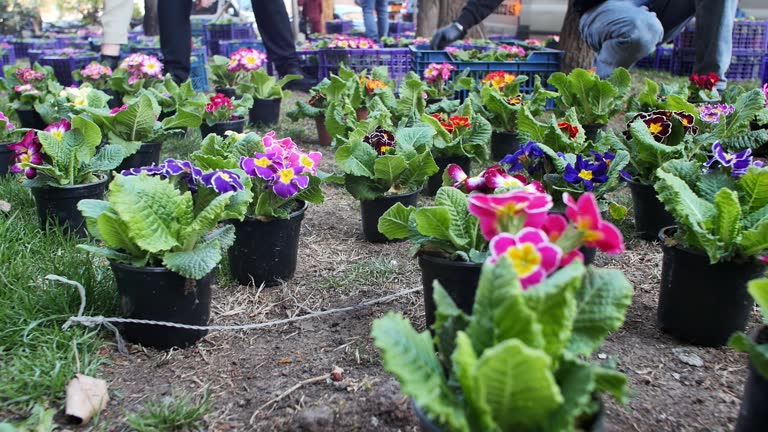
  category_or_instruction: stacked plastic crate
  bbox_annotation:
[635,44,674,72]
[673,20,768,81]
[204,21,255,56]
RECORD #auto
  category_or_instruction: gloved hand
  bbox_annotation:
[430,22,466,50]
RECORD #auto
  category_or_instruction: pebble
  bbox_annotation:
[672,348,704,367]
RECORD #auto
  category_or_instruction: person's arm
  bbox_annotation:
[454,0,506,31]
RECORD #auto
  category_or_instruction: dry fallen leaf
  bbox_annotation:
[65,374,109,425]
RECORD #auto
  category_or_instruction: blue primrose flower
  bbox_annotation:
[501,141,544,174]
[704,141,763,178]
[562,154,609,191]
[201,169,245,193]
[589,150,632,181]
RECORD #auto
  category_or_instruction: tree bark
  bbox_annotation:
[559,3,595,72]
[417,0,485,39]
[321,0,334,34]
[143,0,159,36]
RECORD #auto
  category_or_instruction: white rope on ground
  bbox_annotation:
[48,274,420,353]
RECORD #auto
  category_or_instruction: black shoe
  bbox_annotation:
[280,67,316,92]
[100,54,120,70]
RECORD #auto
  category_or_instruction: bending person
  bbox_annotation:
[99,0,134,69]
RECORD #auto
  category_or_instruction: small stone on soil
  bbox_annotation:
[672,348,704,367]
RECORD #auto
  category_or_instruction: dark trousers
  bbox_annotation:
[158,0,299,81]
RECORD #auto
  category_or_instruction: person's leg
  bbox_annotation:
[651,0,696,44]
[304,0,323,34]
[251,0,300,74]
[579,0,664,78]
[100,0,133,67]
[158,0,192,83]
[376,0,388,40]
[361,0,379,40]
[692,0,738,86]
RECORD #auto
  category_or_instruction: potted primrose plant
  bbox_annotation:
[8,116,126,237]
[687,72,721,104]
[476,72,555,161]
[372,247,633,431]
[729,277,768,432]
[335,124,439,242]
[547,67,631,142]
[380,182,624,327]
[236,65,299,127]
[421,99,492,196]
[136,75,208,124]
[78,162,249,349]
[191,131,324,287]
[287,80,332,146]
[0,112,18,175]
[208,47,267,98]
[108,53,165,99]
[82,94,201,171]
[72,61,117,107]
[654,146,767,346]
[199,92,254,138]
[697,88,768,154]
[609,110,699,240]
[421,62,463,105]
[2,64,62,129]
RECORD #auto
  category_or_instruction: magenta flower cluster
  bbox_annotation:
[119,53,164,84]
[422,62,455,84]
[79,62,113,81]
[498,44,526,57]
[227,47,267,72]
[697,104,735,124]
[327,36,378,49]
[239,131,321,199]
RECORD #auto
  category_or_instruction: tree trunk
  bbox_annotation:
[559,3,595,72]
[417,0,484,39]
[322,0,334,34]
[143,0,159,36]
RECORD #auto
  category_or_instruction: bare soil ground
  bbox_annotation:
[90,91,759,431]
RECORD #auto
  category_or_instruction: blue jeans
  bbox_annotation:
[362,0,388,41]
[579,0,737,88]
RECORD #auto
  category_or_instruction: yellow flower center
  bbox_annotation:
[219,172,231,181]
[145,63,157,71]
[497,201,527,216]
[300,155,314,169]
[379,145,392,153]
[648,123,663,135]
[578,169,593,180]
[724,153,735,161]
[51,130,64,140]
[576,217,603,242]
[505,242,542,277]
[278,168,295,183]
[255,157,272,167]
[245,56,257,65]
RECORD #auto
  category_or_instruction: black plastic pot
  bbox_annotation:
[16,109,47,130]
[413,400,604,432]
[115,142,162,172]
[158,109,176,124]
[315,115,331,146]
[658,227,764,346]
[750,121,768,157]
[425,155,470,197]
[418,254,482,329]
[103,89,122,109]
[31,176,108,237]
[582,246,597,266]
[735,327,768,432]
[228,202,307,287]
[583,124,607,143]
[0,142,13,175]
[627,179,675,241]
[249,98,281,126]
[110,261,213,350]
[199,118,245,138]
[214,87,237,99]
[490,130,521,161]
[360,191,419,242]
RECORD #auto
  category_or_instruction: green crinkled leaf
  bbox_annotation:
[698,171,736,203]
[713,188,742,249]
[435,186,472,248]
[109,174,185,253]
[719,129,768,151]
[475,339,563,429]
[660,159,700,187]
[493,292,545,350]
[467,257,523,354]
[87,144,127,172]
[344,175,388,200]
[593,364,630,404]
[569,267,634,356]
[336,139,378,178]
[95,208,144,258]
[748,278,768,314]
[523,261,583,359]
[180,192,233,248]
[452,331,497,431]
[395,126,435,155]
[373,155,407,184]
[76,244,145,267]
[377,202,416,240]
[740,217,768,257]
[162,238,223,279]
[399,149,438,191]
[161,107,202,129]
[413,207,453,241]
[728,332,768,379]
[294,175,324,205]
[114,94,157,141]
[371,313,469,431]
[548,356,597,432]
[739,167,768,213]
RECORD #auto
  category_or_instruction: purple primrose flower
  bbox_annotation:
[704,141,763,177]
[201,169,244,193]
[562,153,609,191]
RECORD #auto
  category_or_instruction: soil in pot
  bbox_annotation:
[315,115,331,146]
[490,130,521,161]
[627,179,675,241]
[0,142,13,175]
[356,107,369,121]
[735,327,768,432]
[360,191,419,242]
[249,98,281,126]
[425,155,470,197]
[200,118,245,138]
[658,227,764,346]
[111,261,213,350]
[115,142,162,172]
[418,254,481,329]
[16,109,47,130]
[583,124,607,143]
[31,176,108,238]
[228,202,307,287]
[214,87,237,99]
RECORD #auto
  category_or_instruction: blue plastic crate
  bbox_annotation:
[39,53,99,86]
[190,55,209,92]
[673,48,764,81]
[318,48,411,85]
[217,39,266,58]
[1,44,15,67]
[760,55,767,84]
[410,44,563,98]
[204,22,255,55]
